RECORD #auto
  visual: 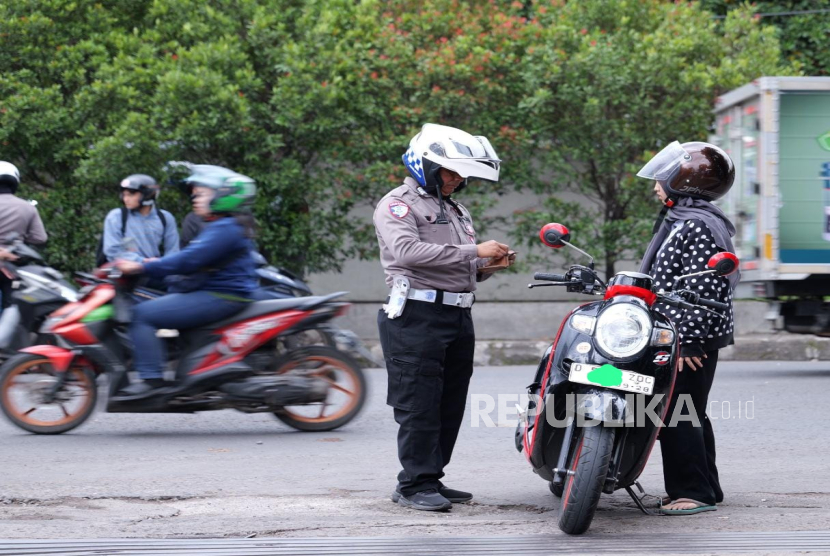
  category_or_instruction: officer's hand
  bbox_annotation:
[0,248,18,261]
[508,251,517,266]
[477,240,509,259]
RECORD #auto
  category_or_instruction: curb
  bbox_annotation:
[360,334,830,366]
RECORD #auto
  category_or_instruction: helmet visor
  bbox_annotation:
[637,141,689,181]
[474,135,500,163]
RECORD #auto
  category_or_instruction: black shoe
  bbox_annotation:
[391,486,473,504]
[115,379,167,399]
[394,488,452,511]
[438,486,473,503]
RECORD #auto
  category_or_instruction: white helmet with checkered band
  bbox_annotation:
[402,123,500,195]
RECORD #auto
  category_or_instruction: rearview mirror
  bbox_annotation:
[707,252,739,277]
[539,223,570,249]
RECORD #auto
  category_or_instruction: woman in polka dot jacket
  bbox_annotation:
[636,141,739,516]
[649,219,735,355]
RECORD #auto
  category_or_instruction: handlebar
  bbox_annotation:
[533,272,569,282]
[660,290,728,313]
[696,297,728,311]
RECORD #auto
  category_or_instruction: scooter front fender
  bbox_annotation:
[577,388,627,423]
[19,345,76,373]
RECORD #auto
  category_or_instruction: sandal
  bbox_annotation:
[660,498,717,515]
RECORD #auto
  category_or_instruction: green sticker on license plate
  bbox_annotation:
[587,364,623,387]
[570,363,655,395]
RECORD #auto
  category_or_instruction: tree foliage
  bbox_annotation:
[0,0,798,277]
[700,0,830,76]
[510,0,790,275]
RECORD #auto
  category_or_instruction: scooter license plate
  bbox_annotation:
[569,363,655,395]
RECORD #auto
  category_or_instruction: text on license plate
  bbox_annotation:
[569,363,655,395]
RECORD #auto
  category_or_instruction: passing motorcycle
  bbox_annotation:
[0,269,367,435]
[515,223,738,535]
[75,255,377,366]
[0,237,78,359]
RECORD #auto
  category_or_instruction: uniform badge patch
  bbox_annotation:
[389,201,410,219]
[463,220,475,236]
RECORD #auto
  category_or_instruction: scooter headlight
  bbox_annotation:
[595,303,652,358]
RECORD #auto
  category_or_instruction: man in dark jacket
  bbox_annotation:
[637,141,739,516]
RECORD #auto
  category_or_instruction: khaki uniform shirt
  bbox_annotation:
[0,194,47,245]
[374,178,490,292]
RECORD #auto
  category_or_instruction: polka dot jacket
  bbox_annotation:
[648,219,735,357]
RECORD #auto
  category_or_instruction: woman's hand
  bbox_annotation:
[114,259,144,275]
[678,353,707,372]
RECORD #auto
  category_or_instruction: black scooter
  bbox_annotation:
[515,223,739,535]
[0,237,78,359]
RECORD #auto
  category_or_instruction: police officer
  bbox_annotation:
[374,123,514,511]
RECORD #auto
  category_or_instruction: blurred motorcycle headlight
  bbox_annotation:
[595,303,652,358]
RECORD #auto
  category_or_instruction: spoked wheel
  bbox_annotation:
[0,354,97,434]
[272,346,366,432]
[558,422,616,535]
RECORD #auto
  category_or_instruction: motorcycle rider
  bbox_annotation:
[374,123,514,511]
[100,174,179,265]
[180,210,205,249]
[0,161,47,311]
[637,141,738,515]
[113,166,258,398]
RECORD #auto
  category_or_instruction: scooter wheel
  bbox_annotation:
[558,422,616,535]
[0,354,97,434]
[271,346,366,432]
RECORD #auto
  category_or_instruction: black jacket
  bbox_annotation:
[648,218,735,357]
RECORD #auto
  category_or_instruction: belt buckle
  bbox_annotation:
[456,293,472,308]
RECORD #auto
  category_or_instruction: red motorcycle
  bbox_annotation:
[516,223,738,534]
[0,269,366,434]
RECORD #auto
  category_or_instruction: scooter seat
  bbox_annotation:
[207,295,333,329]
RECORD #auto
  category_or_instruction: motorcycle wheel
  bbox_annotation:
[557,422,615,535]
[0,354,97,434]
[271,346,366,432]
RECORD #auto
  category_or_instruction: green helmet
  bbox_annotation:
[183,165,256,213]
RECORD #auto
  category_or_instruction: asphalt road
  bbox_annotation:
[1,361,829,541]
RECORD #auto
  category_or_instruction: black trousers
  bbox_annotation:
[659,349,723,505]
[378,299,475,496]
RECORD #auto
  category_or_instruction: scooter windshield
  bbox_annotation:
[636,141,689,181]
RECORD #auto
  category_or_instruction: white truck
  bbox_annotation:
[712,76,830,334]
